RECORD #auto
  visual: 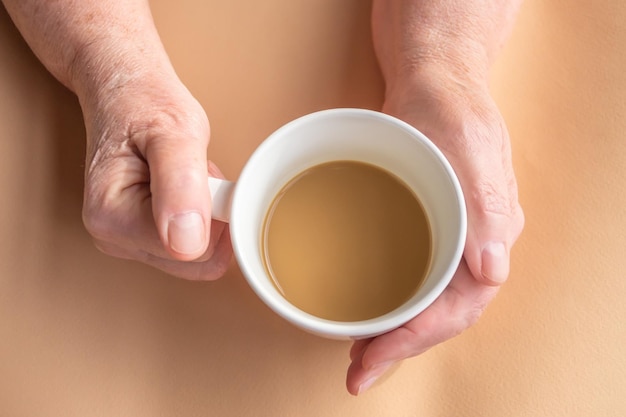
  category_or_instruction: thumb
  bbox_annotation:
[140,117,212,261]
[453,140,524,286]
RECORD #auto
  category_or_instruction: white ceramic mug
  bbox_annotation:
[208,108,466,339]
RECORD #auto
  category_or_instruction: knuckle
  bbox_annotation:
[129,102,210,150]
[446,285,494,336]
[82,206,112,243]
[441,110,507,159]
[452,295,489,333]
[471,178,513,217]
[81,187,119,243]
[464,303,488,329]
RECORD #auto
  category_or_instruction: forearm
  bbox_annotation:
[372,0,522,93]
[1,0,174,102]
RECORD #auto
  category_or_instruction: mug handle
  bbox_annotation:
[208,177,235,223]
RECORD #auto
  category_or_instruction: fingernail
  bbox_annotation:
[168,212,206,255]
[357,376,379,395]
[481,241,509,284]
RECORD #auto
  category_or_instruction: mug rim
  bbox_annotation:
[230,108,467,339]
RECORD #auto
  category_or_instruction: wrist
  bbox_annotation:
[371,0,518,105]
[379,63,505,157]
[69,38,176,110]
[384,61,491,113]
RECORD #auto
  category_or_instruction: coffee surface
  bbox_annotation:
[262,161,431,321]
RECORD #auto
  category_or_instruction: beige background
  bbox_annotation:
[1,0,625,415]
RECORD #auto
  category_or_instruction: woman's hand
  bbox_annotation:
[80,74,233,280]
[346,71,524,395]
[346,0,525,396]
[1,0,233,280]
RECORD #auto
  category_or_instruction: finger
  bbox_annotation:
[201,160,228,260]
[83,158,177,259]
[136,113,212,261]
[346,342,395,396]
[87,180,226,265]
[183,160,228,262]
[84,152,232,273]
[349,338,373,361]
[447,127,524,286]
[93,226,232,280]
[362,261,495,365]
[164,160,228,263]
[141,227,233,280]
[346,261,499,394]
